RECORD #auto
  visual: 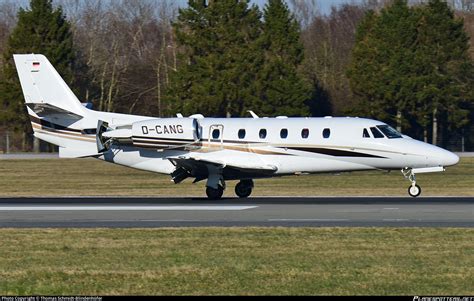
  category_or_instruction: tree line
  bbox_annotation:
[0,0,473,151]
[348,0,473,146]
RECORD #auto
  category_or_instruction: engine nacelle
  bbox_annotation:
[131,118,201,150]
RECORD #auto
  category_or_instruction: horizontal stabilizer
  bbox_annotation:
[26,103,83,120]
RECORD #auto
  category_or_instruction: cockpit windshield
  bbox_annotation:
[376,125,402,139]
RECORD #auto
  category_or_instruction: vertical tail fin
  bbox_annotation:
[13,54,86,118]
[13,53,148,158]
[13,54,100,157]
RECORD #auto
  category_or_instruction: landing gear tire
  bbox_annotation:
[206,186,224,200]
[402,168,422,198]
[235,180,253,198]
[408,184,421,197]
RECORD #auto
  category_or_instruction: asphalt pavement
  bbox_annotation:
[0,196,472,227]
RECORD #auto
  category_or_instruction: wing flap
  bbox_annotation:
[168,154,278,174]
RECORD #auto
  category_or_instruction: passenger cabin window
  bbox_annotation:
[259,129,267,139]
[212,129,220,139]
[280,129,288,139]
[238,129,246,139]
[376,125,402,139]
[363,128,370,138]
[301,128,309,139]
[370,127,384,138]
[322,128,330,139]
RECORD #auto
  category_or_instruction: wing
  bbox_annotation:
[167,153,278,183]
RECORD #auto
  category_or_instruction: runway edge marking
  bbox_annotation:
[0,205,259,211]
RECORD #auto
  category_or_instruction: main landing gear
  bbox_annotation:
[205,165,226,200]
[235,180,254,198]
[206,185,224,200]
[205,178,254,200]
[402,168,422,197]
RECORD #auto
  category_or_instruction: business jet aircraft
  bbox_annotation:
[13,54,459,199]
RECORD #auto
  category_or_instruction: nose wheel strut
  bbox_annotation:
[402,168,421,197]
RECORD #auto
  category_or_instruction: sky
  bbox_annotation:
[251,0,363,15]
[1,0,364,17]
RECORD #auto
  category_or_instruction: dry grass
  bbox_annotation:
[0,157,472,197]
[0,227,473,295]
[0,159,472,295]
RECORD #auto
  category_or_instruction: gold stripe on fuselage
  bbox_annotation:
[31,122,95,142]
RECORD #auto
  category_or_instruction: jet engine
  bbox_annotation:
[97,118,201,152]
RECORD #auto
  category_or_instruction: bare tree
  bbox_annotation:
[0,0,18,70]
[58,0,178,116]
[457,10,474,59]
[289,0,319,29]
[299,3,367,114]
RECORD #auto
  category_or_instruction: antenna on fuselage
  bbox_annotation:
[247,110,259,118]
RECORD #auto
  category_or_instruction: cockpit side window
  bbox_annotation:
[376,125,402,139]
[363,128,370,138]
[370,127,384,138]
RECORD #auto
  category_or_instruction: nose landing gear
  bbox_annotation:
[402,168,422,197]
[408,184,421,197]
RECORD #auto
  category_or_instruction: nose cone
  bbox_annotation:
[440,150,459,167]
[408,140,460,167]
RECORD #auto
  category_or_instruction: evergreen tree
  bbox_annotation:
[348,0,473,143]
[0,0,77,149]
[165,0,263,117]
[346,10,385,119]
[257,0,311,116]
[347,0,419,131]
[412,0,473,144]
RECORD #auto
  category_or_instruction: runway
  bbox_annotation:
[0,196,472,227]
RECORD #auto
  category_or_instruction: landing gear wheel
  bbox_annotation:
[235,180,253,198]
[408,184,421,197]
[206,186,224,200]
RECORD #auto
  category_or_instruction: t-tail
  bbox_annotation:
[14,54,101,157]
[14,54,147,158]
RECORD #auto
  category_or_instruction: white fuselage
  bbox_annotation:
[13,53,459,198]
[77,112,458,178]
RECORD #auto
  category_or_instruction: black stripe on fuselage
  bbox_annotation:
[133,137,387,158]
[285,147,387,158]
